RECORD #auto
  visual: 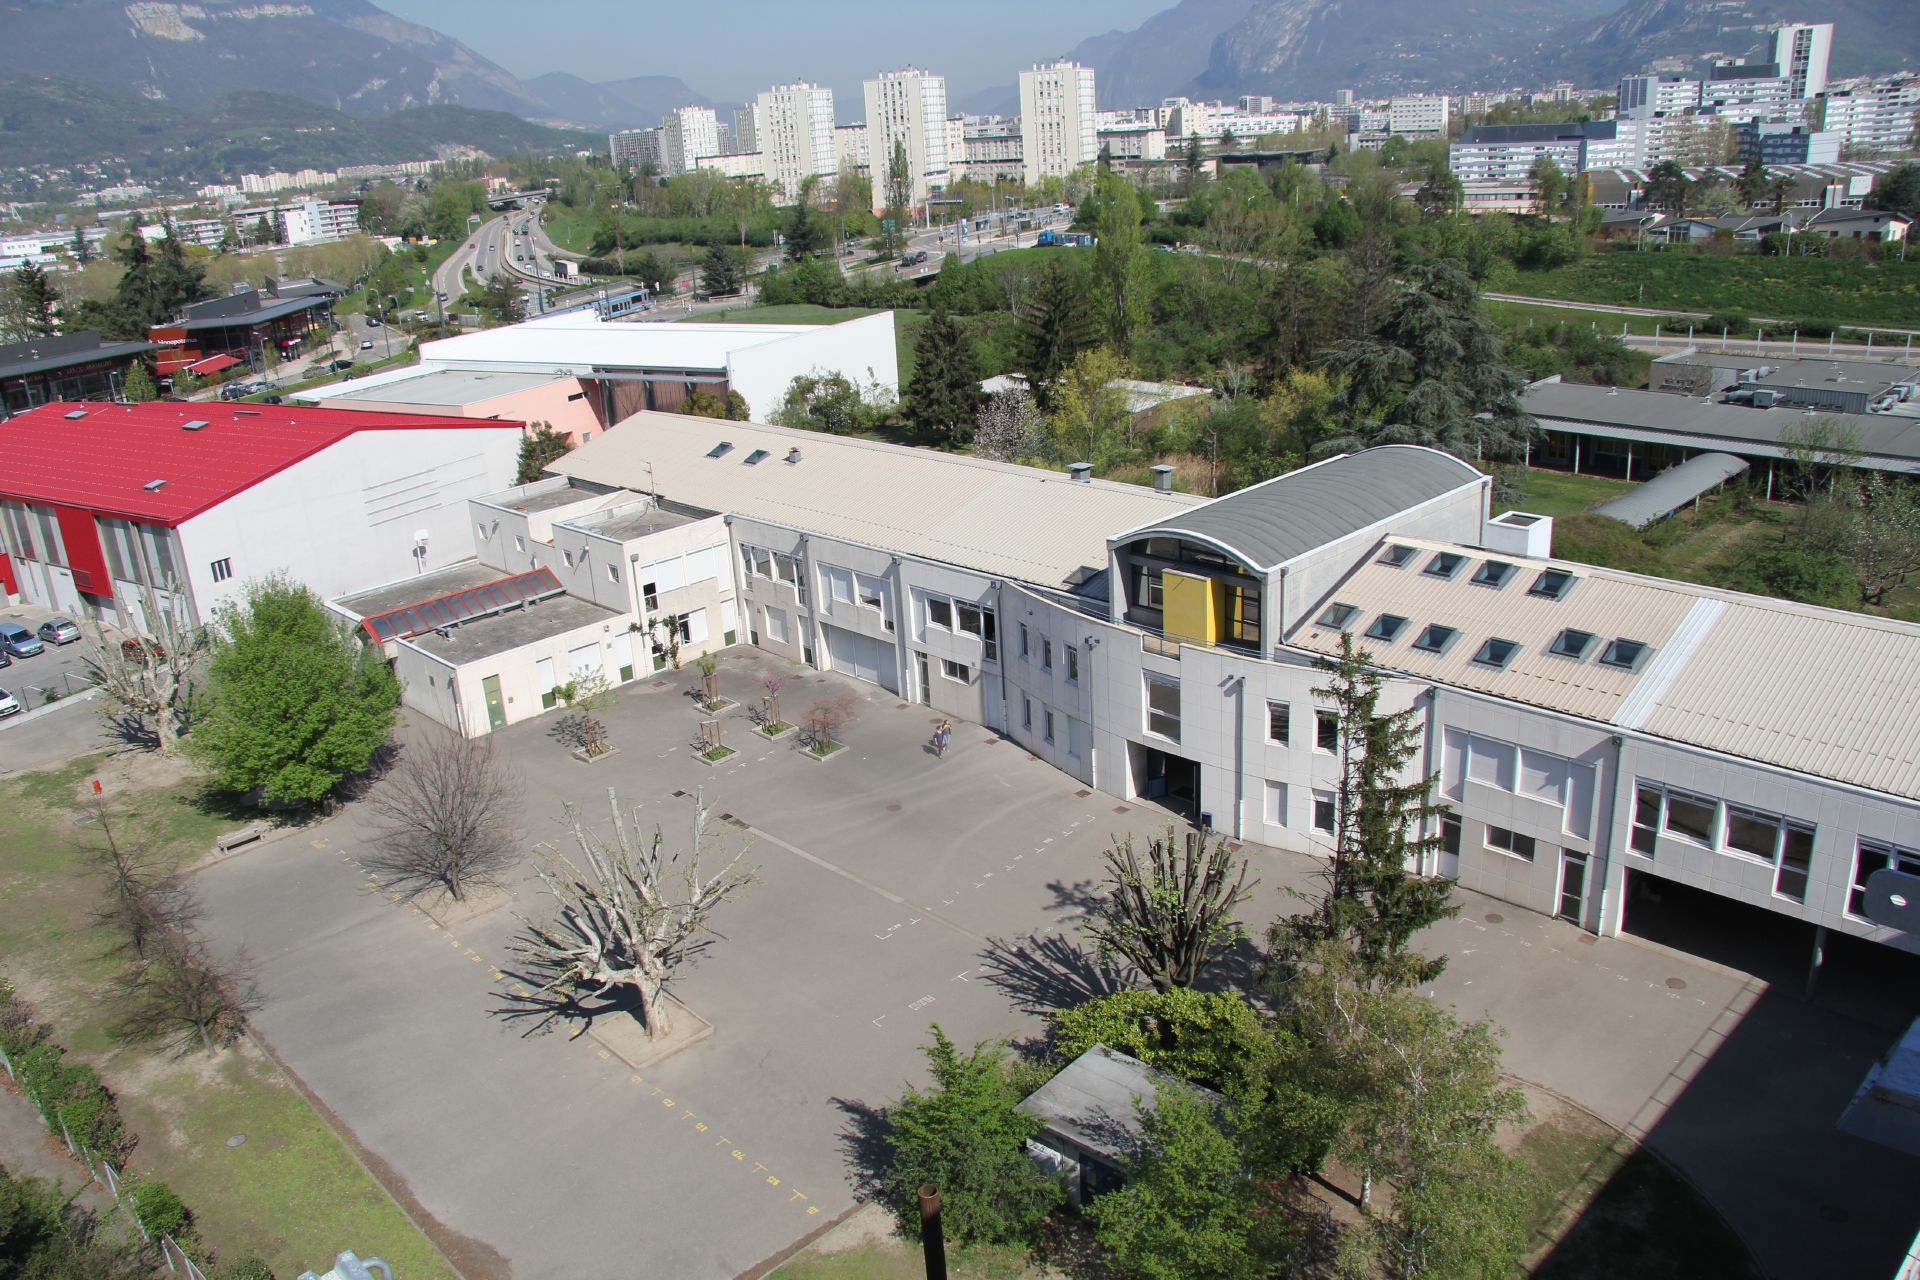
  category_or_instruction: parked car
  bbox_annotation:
[0,648,10,668]
[327,358,355,373]
[0,688,18,718]
[36,618,81,646]
[0,624,43,657]
[359,340,375,350]
[364,315,381,327]
[260,395,283,405]
[219,383,251,401]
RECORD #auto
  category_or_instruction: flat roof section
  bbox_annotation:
[415,313,827,373]
[1656,351,1920,392]
[409,594,624,664]
[563,499,706,542]
[477,477,625,514]
[320,368,564,406]
[334,560,509,619]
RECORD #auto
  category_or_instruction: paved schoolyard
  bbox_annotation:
[189,651,1920,1280]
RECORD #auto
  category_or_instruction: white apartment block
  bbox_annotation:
[609,127,662,171]
[1617,74,1702,120]
[835,124,870,175]
[1019,60,1098,185]
[660,106,722,177]
[962,124,1024,183]
[732,106,759,156]
[754,81,838,202]
[1098,125,1168,160]
[1703,64,1798,124]
[1820,77,1920,153]
[863,67,951,211]
[1770,22,1834,99]
[1389,95,1451,137]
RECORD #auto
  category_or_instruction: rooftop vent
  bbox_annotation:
[181,419,210,431]
[1068,462,1093,483]
[1151,464,1174,493]
[142,479,167,492]
[63,410,87,420]
[705,441,734,459]
[786,447,803,464]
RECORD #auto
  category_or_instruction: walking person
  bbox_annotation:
[933,718,953,758]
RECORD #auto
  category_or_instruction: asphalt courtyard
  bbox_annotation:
[189,651,1920,1280]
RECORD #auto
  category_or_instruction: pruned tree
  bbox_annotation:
[115,929,255,1056]
[696,651,722,708]
[84,583,205,755]
[1266,633,1457,994]
[363,728,524,903]
[802,691,857,753]
[512,789,756,1040]
[1083,825,1254,993]
[760,669,785,729]
[557,668,617,757]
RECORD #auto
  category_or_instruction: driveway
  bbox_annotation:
[188,653,1920,1280]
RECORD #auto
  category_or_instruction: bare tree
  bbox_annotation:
[760,669,785,730]
[84,583,206,755]
[802,692,858,754]
[1781,414,1864,504]
[81,794,194,961]
[363,729,524,903]
[512,789,756,1040]
[115,929,256,1055]
[558,669,618,757]
[1083,825,1255,993]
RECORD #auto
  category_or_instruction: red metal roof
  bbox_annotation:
[0,401,522,525]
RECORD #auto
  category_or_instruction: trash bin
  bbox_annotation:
[1200,810,1213,830]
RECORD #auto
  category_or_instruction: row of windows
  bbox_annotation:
[925,594,996,660]
[1016,624,1078,680]
[1020,694,1083,757]
[1264,700,1339,753]
[1261,781,1339,835]
[1630,782,1814,902]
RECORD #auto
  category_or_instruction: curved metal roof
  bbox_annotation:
[1595,453,1749,529]
[1113,446,1485,571]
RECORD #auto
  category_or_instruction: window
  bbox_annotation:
[1145,673,1181,741]
[606,564,619,584]
[1264,781,1287,826]
[1266,701,1290,745]
[928,597,953,629]
[1550,628,1597,660]
[642,581,659,610]
[1631,784,1661,855]
[1472,637,1520,669]
[764,607,789,644]
[514,535,526,554]
[1662,790,1717,844]
[1042,639,1054,671]
[1365,613,1409,643]
[1022,696,1033,731]
[1317,602,1359,629]
[1424,552,1466,579]
[1315,709,1338,752]
[956,603,983,635]
[1471,560,1515,588]
[209,557,233,583]
[563,549,575,568]
[1377,544,1417,568]
[1412,624,1458,655]
[1465,736,1517,791]
[825,565,854,605]
[1441,813,1462,857]
[1600,638,1650,671]
[1487,826,1537,861]
[1850,840,1920,918]
[1142,569,1164,610]
[1529,568,1576,600]
[1019,624,1030,660]
[1066,645,1079,683]
[744,448,770,465]
[1776,825,1815,902]
[982,611,997,662]
[1043,709,1055,744]
[941,658,969,682]
[1312,789,1336,834]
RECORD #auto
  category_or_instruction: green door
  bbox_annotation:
[482,675,506,731]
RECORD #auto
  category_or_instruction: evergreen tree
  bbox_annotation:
[251,214,277,246]
[900,310,983,444]
[1265,633,1458,993]
[516,421,573,483]
[784,176,828,260]
[1014,259,1097,409]
[0,263,60,341]
[71,225,91,265]
[120,362,158,403]
[697,246,744,297]
[1092,169,1150,354]
[1643,160,1689,215]
[1735,158,1771,209]
[1185,131,1207,194]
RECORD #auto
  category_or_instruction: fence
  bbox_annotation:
[0,1038,210,1280]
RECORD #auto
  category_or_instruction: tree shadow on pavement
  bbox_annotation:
[977,930,1129,1019]
[831,1096,892,1203]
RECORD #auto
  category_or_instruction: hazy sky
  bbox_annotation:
[375,0,1172,112]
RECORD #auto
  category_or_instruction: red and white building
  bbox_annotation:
[0,401,523,629]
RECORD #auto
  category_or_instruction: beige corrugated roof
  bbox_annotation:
[1287,536,1920,800]
[549,411,1203,589]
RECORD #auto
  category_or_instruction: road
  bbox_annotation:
[1488,291,1920,341]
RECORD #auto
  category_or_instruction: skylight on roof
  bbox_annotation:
[1549,628,1597,660]
[1424,552,1466,580]
[1600,638,1650,671]
[1473,637,1520,669]
[63,410,87,420]
[181,419,209,432]
[705,441,734,459]
[1471,560,1515,588]
[1412,623,1459,654]
[1528,568,1576,601]
[1317,602,1359,629]
[1377,544,1417,568]
[1364,613,1408,643]
[142,479,167,492]
[744,449,771,465]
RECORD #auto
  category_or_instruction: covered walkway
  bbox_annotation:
[1594,452,1750,529]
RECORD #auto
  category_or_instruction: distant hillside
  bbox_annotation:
[521,73,711,131]
[1064,0,1257,107]
[0,77,597,181]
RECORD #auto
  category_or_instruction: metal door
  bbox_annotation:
[482,674,506,731]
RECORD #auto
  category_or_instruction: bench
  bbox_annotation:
[214,824,267,854]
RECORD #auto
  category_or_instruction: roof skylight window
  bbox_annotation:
[1471,560,1515,588]
[1424,552,1466,580]
[705,441,734,459]
[1377,544,1417,568]
[1600,638,1651,671]
[1412,624,1459,655]
[1364,613,1409,643]
[1472,637,1521,669]
[1317,602,1359,629]
[744,448,771,465]
[1548,628,1597,660]
[1528,568,1576,600]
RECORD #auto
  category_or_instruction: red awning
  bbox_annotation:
[185,354,240,375]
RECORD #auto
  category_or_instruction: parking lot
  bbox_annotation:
[188,651,1920,1280]
[0,601,101,714]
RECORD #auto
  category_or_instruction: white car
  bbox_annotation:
[0,687,19,718]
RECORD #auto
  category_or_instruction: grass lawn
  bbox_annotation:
[0,753,455,1280]
[1497,469,1636,519]
[1511,253,1920,329]
[539,203,601,256]
[774,1234,1035,1280]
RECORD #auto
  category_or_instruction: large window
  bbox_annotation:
[1662,790,1718,844]
[1145,673,1181,741]
[1631,784,1661,855]
[927,597,953,629]
[1312,789,1336,834]
[1315,709,1339,753]
[1264,781,1287,826]
[1267,701,1290,746]
[823,564,855,605]
[1487,826,1537,861]
[1851,840,1920,919]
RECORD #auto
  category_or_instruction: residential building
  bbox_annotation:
[1703,62,1797,124]
[302,310,899,428]
[1097,125,1168,161]
[1736,121,1842,166]
[1388,94,1450,138]
[863,67,951,212]
[754,81,837,202]
[962,122,1024,183]
[834,124,870,176]
[1617,74,1702,119]
[659,106,722,176]
[1449,121,1641,207]
[1019,60,1098,185]
[0,401,520,626]
[1770,22,1835,99]
[732,106,759,156]
[0,331,158,420]
[610,127,662,171]
[1819,77,1920,153]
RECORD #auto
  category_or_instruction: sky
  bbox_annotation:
[374,0,1173,113]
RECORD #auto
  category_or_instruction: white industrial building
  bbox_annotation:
[1019,60,1099,185]
[863,68,951,211]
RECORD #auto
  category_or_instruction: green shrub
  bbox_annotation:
[1733,546,1857,608]
[216,1256,277,1280]
[1051,989,1273,1097]
[1550,514,1663,574]
[56,1085,126,1159]
[1703,312,1750,333]
[128,1177,191,1239]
